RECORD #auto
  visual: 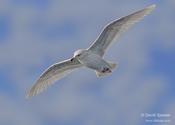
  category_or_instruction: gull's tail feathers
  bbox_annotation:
[96,71,111,77]
[108,62,117,69]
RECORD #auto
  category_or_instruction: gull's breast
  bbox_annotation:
[80,53,107,70]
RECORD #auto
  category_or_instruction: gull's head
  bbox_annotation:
[73,49,88,59]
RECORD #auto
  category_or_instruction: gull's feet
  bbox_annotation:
[101,67,112,73]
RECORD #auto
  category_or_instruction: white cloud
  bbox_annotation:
[0,93,41,125]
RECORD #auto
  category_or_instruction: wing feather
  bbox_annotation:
[27,58,82,98]
[88,5,156,56]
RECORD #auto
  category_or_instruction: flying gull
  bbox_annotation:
[27,4,156,98]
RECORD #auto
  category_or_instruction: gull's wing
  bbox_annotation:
[27,58,82,98]
[88,5,156,57]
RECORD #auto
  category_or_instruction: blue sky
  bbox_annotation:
[0,0,175,125]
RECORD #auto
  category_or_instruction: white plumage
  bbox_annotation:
[27,5,156,98]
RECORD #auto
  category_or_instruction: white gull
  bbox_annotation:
[27,4,156,98]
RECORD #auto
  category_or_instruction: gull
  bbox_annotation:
[27,4,156,98]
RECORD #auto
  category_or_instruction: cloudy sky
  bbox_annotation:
[0,0,174,125]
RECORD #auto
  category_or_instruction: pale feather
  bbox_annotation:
[88,5,156,56]
[27,58,82,98]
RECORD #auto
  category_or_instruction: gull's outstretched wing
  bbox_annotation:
[27,58,82,98]
[88,5,156,57]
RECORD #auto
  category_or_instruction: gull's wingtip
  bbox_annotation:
[147,4,156,10]
[142,4,156,14]
[26,89,36,99]
[26,92,32,99]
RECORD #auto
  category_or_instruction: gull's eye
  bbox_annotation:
[77,54,81,57]
[70,58,74,61]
